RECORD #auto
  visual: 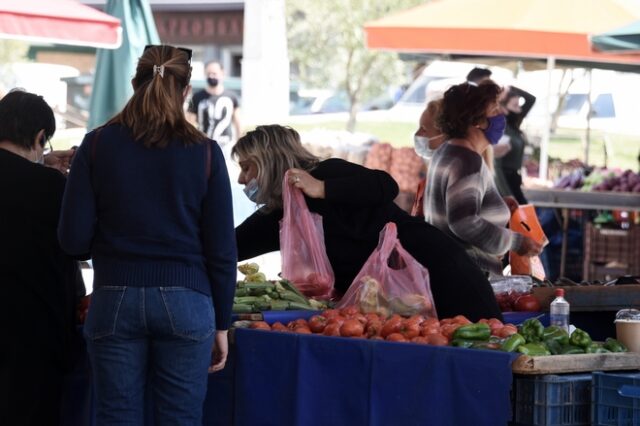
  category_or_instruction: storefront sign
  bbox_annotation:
[155,11,243,45]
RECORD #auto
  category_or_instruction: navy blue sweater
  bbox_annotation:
[58,124,237,329]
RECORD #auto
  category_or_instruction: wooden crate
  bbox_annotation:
[512,352,640,375]
[583,224,640,281]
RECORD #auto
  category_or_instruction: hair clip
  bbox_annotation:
[153,65,165,78]
[467,81,478,87]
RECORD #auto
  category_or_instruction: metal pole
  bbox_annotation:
[584,69,593,166]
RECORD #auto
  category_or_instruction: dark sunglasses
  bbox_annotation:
[144,44,192,64]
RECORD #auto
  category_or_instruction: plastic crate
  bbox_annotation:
[511,374,592,426]
[592,371,640,426]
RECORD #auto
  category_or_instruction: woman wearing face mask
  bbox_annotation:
[424,81,543,278]
[494,86,536,204]
[0,90,84,425]
[234,124,502,321]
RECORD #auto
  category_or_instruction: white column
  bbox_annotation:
[242,0,290,126]
[539,56,555,181]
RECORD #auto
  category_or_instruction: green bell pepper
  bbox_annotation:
[451,339,476,348]
[569,328,592,349]
[517,342,551,356]
[452,323,491,341]
[545,339,564,355]
[586,343,611,354]
[520,318,544,343]
[543,326,570,345]
[501,333,526,352]
[603,338,628,353]
[559,344,585,355]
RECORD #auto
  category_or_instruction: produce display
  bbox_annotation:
[244,309,627,356]
[554,167,640,193]
[233,263,329,313]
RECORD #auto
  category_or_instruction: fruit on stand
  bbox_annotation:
[233,263,329,313]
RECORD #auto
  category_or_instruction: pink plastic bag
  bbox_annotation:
[280,171,335,299]
[337,222,438,319]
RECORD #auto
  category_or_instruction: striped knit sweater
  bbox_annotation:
[424,142,523,276]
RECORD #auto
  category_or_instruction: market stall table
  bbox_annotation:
[523,188,640,277]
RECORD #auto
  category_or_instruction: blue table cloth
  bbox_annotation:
[233,329,519,426]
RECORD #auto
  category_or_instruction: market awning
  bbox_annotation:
[0,0,122,49]
[591,20,640,53]
[364,0,640,67]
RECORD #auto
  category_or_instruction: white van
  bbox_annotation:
[383,60,514,123]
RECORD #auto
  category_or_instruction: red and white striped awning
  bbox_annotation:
[0,0,121,49]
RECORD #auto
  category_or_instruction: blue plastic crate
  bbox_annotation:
[592,371,640,426]
[511,374,592,426]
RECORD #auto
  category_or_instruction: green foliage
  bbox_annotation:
[286,0,425,129]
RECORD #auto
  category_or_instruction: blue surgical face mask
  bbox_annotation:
[483,114,506,145]
[243,178,259,202]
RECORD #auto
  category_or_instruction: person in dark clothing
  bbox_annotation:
[233,125,502,322]
[59,45,236,424]
[494,86,536,204]
[0,90,83,425]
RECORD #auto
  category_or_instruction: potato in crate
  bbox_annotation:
[511,374,592,426]
[592,371,640,426]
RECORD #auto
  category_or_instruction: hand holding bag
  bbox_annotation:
[279,170,335,299]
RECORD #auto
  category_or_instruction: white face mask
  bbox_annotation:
[243,178,259,202]
[414,134,443,158]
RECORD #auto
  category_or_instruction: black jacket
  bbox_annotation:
[236,158,501,321]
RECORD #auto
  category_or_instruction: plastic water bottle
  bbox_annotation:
[550,288,570,333]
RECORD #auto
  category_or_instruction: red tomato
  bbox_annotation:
[478,318,490,325]
[327,315,346,326]
[249,321,271,330]
[405,315,426,326]
[370,336,384,341]
[308,315,327,333]
[422,318,440,328]
[452,315,472,325]
[514,294,541,312]
[352,313,368,325]
[294,326,312,334]
[420,324,441,337]
[340,319,365,337]
[365,321,383,338]
[271,322,288,332]
[411,336,430,344]
[322,309,341,319]
[426,333,449,346]
[340,306,360,317]
[493,325,518,338]
[380,317,402,338]
[399,322,421,339]
[440,318,455,326]
[294,318,309,327]
[364,313,382,324]
[385,333,407,342]
[441,323,462,340]
[323,323,341,336]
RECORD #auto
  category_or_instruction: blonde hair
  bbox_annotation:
[231,125,319,211]
[107,45,204,148]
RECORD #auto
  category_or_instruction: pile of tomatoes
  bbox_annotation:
[495,291,541,312]
[247,306,519,346]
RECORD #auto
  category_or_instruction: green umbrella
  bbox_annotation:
[591,20,640,53]
[88,0,160,130]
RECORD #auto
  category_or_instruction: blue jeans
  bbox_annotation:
[84,286,215,425]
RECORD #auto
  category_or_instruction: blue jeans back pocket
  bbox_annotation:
[159,287,215,341]
[83,286,126,340]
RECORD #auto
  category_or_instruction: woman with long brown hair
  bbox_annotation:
[58,45,236,424]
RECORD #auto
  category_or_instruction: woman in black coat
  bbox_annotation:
[233,124,501,321]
